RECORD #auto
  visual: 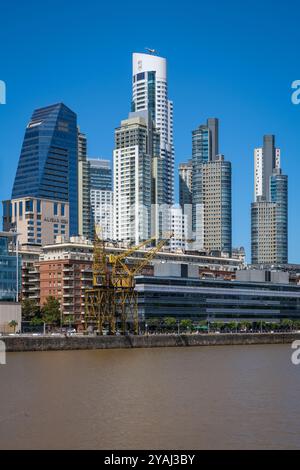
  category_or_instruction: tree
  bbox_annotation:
[41,296,61,326]
[180,319,193,331]
[147,318,161,331]
[211,322,225,331]
[22,298,40,321]
[164,317,176,330]
[280,319,293,331]
[8,320,18,333]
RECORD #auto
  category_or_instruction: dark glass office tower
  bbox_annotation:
[11,103,78,235]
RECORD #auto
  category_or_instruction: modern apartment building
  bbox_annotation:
[132,52,174,206]
[78,130,91,239]
[28,237,93,322]
[10,103,78,236]
[90,189,113,240]
[89,159,113,239]
[251,135,288,265]
[202,155,232,255]
[113,111,160,244]
[191,119,232,255]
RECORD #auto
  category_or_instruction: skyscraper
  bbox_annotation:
[113,111,160,244]
[132,52,174,206]
[11,103,78,235]
[191,118,231,255]
[78,130,91,239]
[251,135,288,265]
[89,159,113,240]
[89,159,112,191]
[202,155,231,255]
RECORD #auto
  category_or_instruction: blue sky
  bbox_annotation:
[0,0,299,261]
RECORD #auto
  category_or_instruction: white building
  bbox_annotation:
[90,189,113,241]
[254,140,280,202]
[132,52,174,206]
[170,206,188,252]
[113,113,154,245]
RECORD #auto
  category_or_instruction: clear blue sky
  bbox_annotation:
[0,0,299,262]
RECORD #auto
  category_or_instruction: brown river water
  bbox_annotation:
[0,344,299,449]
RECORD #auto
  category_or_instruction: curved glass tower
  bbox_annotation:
[12,103,78,235]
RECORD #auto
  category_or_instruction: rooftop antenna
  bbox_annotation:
[145,47,158,55]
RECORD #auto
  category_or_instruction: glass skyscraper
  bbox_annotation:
[89,159,112,191]
[11,103,78,235]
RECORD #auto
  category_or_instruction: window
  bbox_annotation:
[19,201,23,217]
[54,203,58,215]
[61,203,65,216]
[136,72,145,81]
[25,200,33,212]
[37,199,41,213]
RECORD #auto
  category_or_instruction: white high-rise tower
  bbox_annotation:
[132,52,174,205]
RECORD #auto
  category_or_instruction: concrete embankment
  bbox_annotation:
[2,332,300,352]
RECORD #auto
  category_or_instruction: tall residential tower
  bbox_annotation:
[191,118,232,255]
[251,135,288,265]
[132,52,174,206]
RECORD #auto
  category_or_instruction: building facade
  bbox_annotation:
[132,52,174,206]
[192,119,232,255]
[90,189,113,240]
[78,130,91,239]
[0,232,21,333]
[11,103,78,236]
[28,237,93,322]
[89,159,113,239]
[202,155,232,255]
[113,112,160,244]
[179,160,192,211]
[3,197,69,247]
[251,135,288,265]
[135,273,300,324]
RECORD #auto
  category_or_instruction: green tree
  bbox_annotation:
[8,320,18,333]
[21,298,40,321]
[147,318,160,331]
[280,319,293,331]
[41,296,61,326]
[180,319,193,331]
[164,317,176,330]
[212,322,225,331]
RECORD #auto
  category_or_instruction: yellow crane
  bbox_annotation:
[85,230,171,335]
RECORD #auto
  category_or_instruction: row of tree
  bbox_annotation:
[22,297,62,326]
[146,317,300,332]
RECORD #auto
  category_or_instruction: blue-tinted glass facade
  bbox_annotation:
[0,234,21,301]
[220,161,232,255]
[11,103,78,235]
[270,172,288,263]
[192,126,209,231]
[89,160,112,191]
